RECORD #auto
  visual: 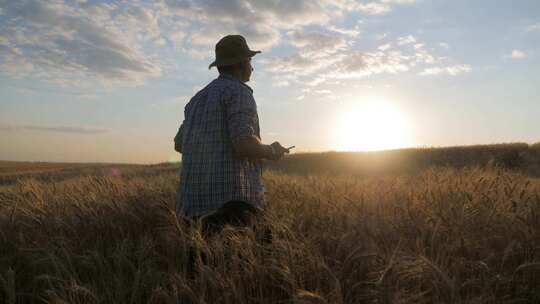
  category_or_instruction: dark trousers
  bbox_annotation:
[185,201,272,277]
[194,200,264,238]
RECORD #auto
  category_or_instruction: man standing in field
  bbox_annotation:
[174,35,291,232]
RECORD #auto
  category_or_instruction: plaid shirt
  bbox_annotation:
[174,74,266,217]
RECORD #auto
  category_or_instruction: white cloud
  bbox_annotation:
[264,47,411,85]
[265,33,465,91]
[273,80,290,87]
[327,24,361,37]
[510,49,526,59]
[378,43,392,51]
[355,2,391,14]
[169,31,187,49]
[165,0,332,50]
[397,35,417,45]
[263,54,322,75]
[414,44,436,64]
[0,124,109,134]
[314,89,332,94]
[439,42,450,49]
[287,30,347,54]
[192,22,280,52]
[336,49,411,77]
[420,64,472,76]
[343,0,416,15]
[0,0,425,88]
[0,0,162,85]
[262,31,472,98]
[163,0,415,60]
[527,22,540,33]
[248,0,331,26]
[376,32,389,40]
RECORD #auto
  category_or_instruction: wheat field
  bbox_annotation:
[1,151,540,303]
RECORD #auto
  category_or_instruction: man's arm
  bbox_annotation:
[174,123,184,153]
[233,137,289,160]
[225,87,288,160]
[233,136,273,159]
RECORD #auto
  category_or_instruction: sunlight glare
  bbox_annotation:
[335,97,412,151]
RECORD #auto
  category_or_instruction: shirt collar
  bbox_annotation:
[218,73,253,93]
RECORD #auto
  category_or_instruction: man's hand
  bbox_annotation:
[232,137,293,160]
[269,142,291,160]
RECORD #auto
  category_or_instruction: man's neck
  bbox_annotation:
[220,72,244,83]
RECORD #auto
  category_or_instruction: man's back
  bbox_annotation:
[176,74,265,217]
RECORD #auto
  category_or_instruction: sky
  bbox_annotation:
[0,0,539,164]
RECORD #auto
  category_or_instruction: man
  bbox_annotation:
[174,35,291,231]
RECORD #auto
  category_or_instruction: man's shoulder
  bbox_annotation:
[214,75,253,95]
[186,76,254,111]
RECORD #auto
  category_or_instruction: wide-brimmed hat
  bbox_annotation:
[208,35,261,69]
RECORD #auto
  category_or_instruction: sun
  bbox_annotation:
[334,98,413,152]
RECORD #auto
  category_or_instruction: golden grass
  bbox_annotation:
[0,164,539,303]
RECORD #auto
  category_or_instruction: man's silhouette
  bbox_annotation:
[174,35,290,236]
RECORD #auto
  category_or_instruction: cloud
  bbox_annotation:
[439,42,450,49]
[263,54,321,75]
[273,80,290,87]
[165,0,417,51]
[287,30,347,55]
[7,84,97,99]
[335,50,410,77]
[248,0,331,26]
[0,0,161,85]
[165,0,333,52]
[527,22,540,33]
[264,34,457,88]
[419,64,472,76]
[0,0,420,87]
[413,44,436,64]
[355,2,392,14]
[314,89,332,94]
[169,31,187,50]
[264,48,411,88]
[378,43,392,51]
[166,0,330,26]
[189,22,280,51]
[397,35,417,45]
[337,0,416,15]
[510,49,526,59]
[0,124,109,134]
[346,0,416,15]
[327,24,361,37]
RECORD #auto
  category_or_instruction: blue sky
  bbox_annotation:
[1,0,539,163]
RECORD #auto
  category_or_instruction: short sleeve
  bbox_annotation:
[224,85,258,144]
